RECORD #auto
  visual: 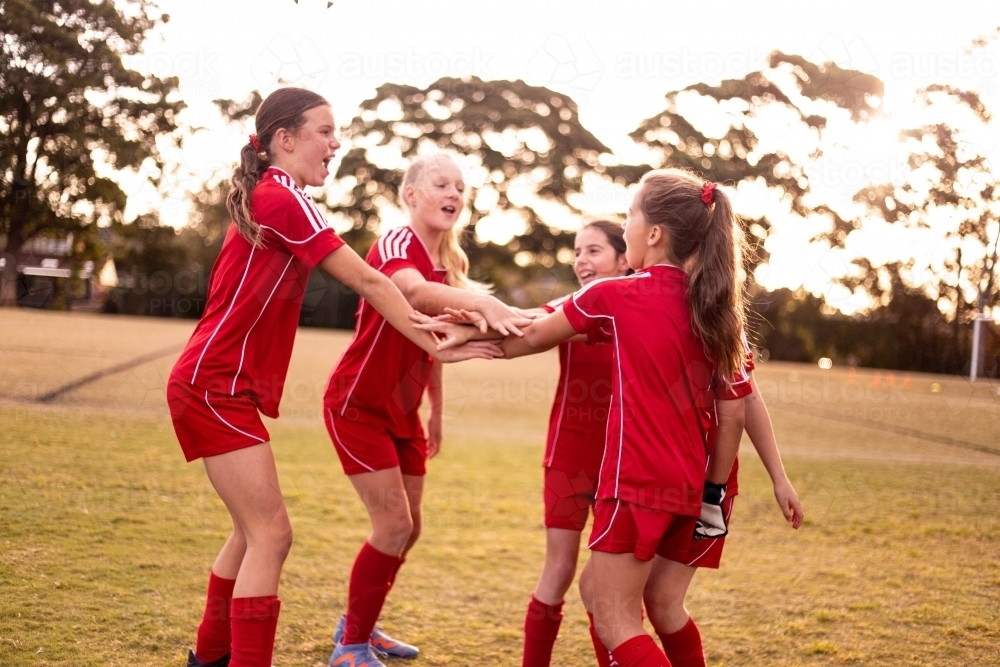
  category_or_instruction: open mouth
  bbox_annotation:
[441,205,456,215]
[577,270,595,283]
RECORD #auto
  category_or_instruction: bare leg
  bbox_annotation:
[400,474,424,558]
[210,525,247,580]
[534,528,583,604]
[588,551,654,650]
[348,467,413,556]
[202,442,292,597]
[644,557,697,634]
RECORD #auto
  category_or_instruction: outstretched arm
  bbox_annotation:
[745,372,804,529]
[318,247,501,363]
[391,267,531,336]
[498,309,578,359]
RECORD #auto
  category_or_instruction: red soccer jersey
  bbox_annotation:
[542,296,613,480]
[562,264,717,516]
[324,226,446,435]
[170,167,344,417]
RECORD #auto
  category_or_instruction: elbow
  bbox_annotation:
[522,326,546,350]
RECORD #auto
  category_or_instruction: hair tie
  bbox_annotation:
[701,181,717,206]
[248,134,263,152]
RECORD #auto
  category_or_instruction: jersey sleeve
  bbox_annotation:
[541,294,570,314]
[253,185,344,269]
[563,278,626,344]
[712,359,753,400]
[373,227,423,278]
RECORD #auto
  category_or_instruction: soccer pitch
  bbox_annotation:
[1,309,998,666]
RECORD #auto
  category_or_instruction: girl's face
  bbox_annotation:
[407,158,465,233]
[573,226,629,286]
[623,187,651,270]
[279,105,341,188]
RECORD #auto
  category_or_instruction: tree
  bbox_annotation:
[0,0,183,305]
[841,84,999,372]
[324,76,646,305]
[629,51,883,281]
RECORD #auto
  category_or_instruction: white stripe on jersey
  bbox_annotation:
[568,273,650,500]
[545,294,571,311]
[272,173,326,233]
[231,255,294,394]
[339,312,388,416]
[191,244,257,385]
[377,227,408,264]
[258,224,330,245]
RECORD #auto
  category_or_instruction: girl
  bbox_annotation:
[519,221,630,667]
[470,168,749,667]
[640,358,805,667]
[166,90,499,667]
[323,153,531,667]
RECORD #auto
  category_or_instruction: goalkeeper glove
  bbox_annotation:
[694,481,728,539]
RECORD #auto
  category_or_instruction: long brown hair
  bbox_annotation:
[227,87,329,246]
[401,153,490,293]
[637,169,746,382]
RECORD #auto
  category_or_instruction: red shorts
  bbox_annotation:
[588,499,697,562]
[543,467,598,531]
[167,378,269,462]
[324,407,428,477]
[674,495,736,569]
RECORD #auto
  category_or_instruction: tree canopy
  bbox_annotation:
[0,0,182,304]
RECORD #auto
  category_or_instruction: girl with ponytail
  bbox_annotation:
[322,151,530,666]
[438,168,756,667]
[166,90,499,667]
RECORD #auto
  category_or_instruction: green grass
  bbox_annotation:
[1,309,999,665]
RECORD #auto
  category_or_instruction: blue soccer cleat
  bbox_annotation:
[329,641,387,667]
[334,615,419,659]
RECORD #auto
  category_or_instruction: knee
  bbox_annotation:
[550,557,577,590]
[378,512,414,552]
[270,516,294,561]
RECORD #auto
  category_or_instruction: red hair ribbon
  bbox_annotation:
[249,134,263,151]
[701,181,717,206]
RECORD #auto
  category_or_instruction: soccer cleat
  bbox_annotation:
[186,649,230,667]
[334,616,419,659]
[329,641,387,667]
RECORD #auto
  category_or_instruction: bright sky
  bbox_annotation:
[119,0,1000,314]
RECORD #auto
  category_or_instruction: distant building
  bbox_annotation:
[1,233,117,310]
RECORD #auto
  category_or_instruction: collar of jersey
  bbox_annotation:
[639,263,685,274]
[263,166,303,192]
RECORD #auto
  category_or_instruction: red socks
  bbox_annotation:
[342,541,402,645]
[657,617,705,667]
[194,572,236,662]
[611,634,671,667]
[588,612,613,667]
[230,596,281,667]
[388,556,406,588]
[521,596,564,666]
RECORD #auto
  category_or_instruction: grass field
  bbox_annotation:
[1,309,999,666]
